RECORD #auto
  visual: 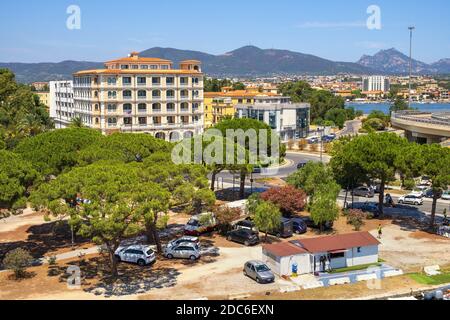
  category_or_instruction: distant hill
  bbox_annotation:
[357,48,450,75]
[0,61,103,83]
[1,46,449,83]
[140,46,375,76]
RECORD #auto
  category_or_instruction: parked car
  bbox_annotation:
[299,216,333,231]
[297,161,309,170]
[290,217,308,234]
[252,166,262,174]
[243,261,275,284]
[352,187,375,198]
[398,194,424,206]
[227,229,260,246]
[233,219,258,232]
[307,136,320,144]
[114,245,156,266]
[419,176,432,186]
[164,242,201,260]
[442,191,450,201]
[321,135,336,143]
[354,202,379,215]
[423,189,441,199]
[167,236,199,248]
[184,213,218,236]
[260,217,294,238]
[413,185,429,196]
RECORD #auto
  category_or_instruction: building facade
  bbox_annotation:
[35,91,50,109]
[235,96,310,141]
[362,76,390,93]
[49,80,75,128]
[71,52,204,141]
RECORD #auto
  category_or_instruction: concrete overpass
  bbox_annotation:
[391,111,450,144]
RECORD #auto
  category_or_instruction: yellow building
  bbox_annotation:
[204,88,280,128]
[36,91,50,109]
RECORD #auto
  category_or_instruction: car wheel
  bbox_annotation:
[227,236,232,241]
[256,277,261,283]
[189,255,197,261]
[398,200,403,204]
[244,240,250,246]
[137,259,146,267]
[276,233,281,238]
[167,254,174,259]
[366,194,370,198]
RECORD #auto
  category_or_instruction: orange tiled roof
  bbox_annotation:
[180,60,202,64]
[74,69,202,76]
[204,90,280,98]
[105,56,172,64]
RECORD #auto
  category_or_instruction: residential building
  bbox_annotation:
[31,81,49,91]
[204,88,281,128]
[262,231,380,276]
[35,91,50,109]
[49,80,75,128]
[71,52,204,141]
[362,76,390,92]
[236,96,310,141]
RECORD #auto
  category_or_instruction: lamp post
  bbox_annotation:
[408,26,415,109]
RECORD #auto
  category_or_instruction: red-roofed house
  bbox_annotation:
[262,231,380,276]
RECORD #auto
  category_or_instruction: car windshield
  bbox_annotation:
[256,264,270,272]
[146,249,154,255]
[187,219,199,226]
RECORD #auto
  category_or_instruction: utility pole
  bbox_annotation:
[408,26,415,109]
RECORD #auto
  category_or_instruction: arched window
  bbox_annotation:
[167,103,175,112]
[123,103,132,115]
[180,102,189,112]
[123,90,132,99]
[166,90,175,99]
[152,90,161,99]
[152,103,161,112]
[180,90,188,99]
[138,90,147,99]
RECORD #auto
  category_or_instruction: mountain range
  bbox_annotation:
[1,46,449,83]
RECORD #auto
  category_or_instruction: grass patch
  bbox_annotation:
[408,272,450,285]
[329,263,382,274]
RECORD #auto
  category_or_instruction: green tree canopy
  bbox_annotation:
[253,201,282,242]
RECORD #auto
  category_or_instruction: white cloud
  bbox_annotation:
[295,21,367,29]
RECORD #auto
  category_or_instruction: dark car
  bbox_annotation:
[227,229,260,246]
[290,218,308,234]
[261,217,294,238]
[234,219,258,232]
[299,216,333,231]
[424,189,441,199]
[297,161,309,170]
[321,135,336,143]
[352,187,375,198]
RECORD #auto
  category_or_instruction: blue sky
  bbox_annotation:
[0,0,448,63]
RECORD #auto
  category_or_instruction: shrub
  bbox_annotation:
[287,139,295,150]
[213,206,242,235]
[310,143,319,152]
[3,248,33,279]
[403,179,415,190]
[298,139,308,151]
[261,186,307,216]
[346,209,366,231]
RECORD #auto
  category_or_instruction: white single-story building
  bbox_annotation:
[262,231,380,276]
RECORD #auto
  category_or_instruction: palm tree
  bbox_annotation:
[69,117,84,128]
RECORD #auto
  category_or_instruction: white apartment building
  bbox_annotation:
[70,52,204,141]
[362,76,390,92]
[49,80,75,128]
[235,96,310,141]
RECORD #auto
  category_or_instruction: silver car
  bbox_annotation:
[243,261,275,284]
[167,236,200,248]
[164,242,201,260]
[114,245,156,266]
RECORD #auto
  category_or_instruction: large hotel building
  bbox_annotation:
[62,52,204,141]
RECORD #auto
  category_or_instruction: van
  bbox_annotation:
[261,217,294,238]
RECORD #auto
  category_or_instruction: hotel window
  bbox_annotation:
[132,65,139,69]
[123,117,132,125]
[269,111,277,129]
[166,77,174,85]
[138,117,147,125]
[138,103,147,113]
[167,90,175,99]
[192,77,199,85]
[247,99,252,103]
[167,103,175,112]
[140,65,149,69]
[120,65,129,69]
[137,77,146,85]
[238,99,243,103]
[95,118,99,124]
[107,117,117,126]
[153,116,161,124]
[107,77,117,85]
[193,90,199,98]
[108,91,117,99]
[181,116,189,124]
[152,103,161,112]
[152,77,161,85]
[192,115,199,123]
[180,77,188,86]
[150,65,158,70]
[167,116,175,124]
[123,90,132,99]
[161,65,169,70]
[180,90,188,99]
[107,104,117,112]
[123,103,132,115]
[122,77,132,86]
[152,90,161,99]
[138,90,147,99]
[181,102,189,112]
[192,103,199,112]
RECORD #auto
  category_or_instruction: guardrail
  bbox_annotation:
[391,112,450,127]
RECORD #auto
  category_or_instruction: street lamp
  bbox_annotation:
[408,26,415,109]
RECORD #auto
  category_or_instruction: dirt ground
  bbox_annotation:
[1,208,449,300]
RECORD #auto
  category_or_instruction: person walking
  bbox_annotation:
[377,224,383,239]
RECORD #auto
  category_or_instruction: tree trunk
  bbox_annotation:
[378,179,385,217]
[107,245,118,277]
[239,170,246,199]
[344,187,349,209]
[146,223,162,253]
[210,171,217,191]
[430,192,438,228]
[265,231,268,243]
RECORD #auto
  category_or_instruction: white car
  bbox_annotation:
[167,236,199,248]
[114,245,156,266]
[442,191,450,201]
[398,194,424,206]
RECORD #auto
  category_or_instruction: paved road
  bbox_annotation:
[338,119,362,137]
